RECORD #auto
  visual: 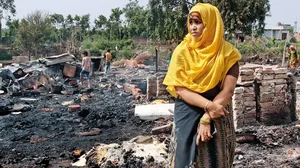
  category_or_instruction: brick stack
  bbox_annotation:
[146,76,157,100]
[156,75,168,98]
[233,69,257,129]
[256,67,291,125]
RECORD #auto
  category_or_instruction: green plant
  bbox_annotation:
[0,53,13,60]
[118,49,134,59]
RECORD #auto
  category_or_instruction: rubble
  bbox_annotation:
[85,136,168,167]
[39,53,76,66]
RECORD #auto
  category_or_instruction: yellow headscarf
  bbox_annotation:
[163,3,242,98]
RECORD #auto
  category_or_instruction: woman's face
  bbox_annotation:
[189,13,204,39]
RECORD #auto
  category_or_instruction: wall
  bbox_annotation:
[233,64,297,128]
[147,73,168,100]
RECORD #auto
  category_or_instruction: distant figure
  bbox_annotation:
[80,51,92,88]
[289,45,298,69]
[105,49,112,73]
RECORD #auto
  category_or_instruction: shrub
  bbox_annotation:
[0,53,12,60]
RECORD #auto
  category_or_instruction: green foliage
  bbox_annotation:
[118,49,134,59]
[2,0,271,58]
[81,36,134,59]
[18,10,54,55]
[237,41,266,56]
[0,53,12,60]
[290,37,298,43]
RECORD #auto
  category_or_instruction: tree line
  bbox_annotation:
[0,0,270,58]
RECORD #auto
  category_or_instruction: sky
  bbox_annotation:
[1,0,300,30]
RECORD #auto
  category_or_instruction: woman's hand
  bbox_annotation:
[207,102,229,119]
[196,114,213,145]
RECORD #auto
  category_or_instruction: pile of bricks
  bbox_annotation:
[233,64,297,128]
[233,68,257,128]
[147,73,168,100]
[256,67,292,125]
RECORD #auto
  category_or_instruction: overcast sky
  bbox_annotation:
[2,0,300,30]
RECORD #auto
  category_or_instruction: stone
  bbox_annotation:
[255,73,262,80]
[243,93,255,98]
[263,74,274,80]
[255,68,263,73]
[260,102,273,109]
[244,87,254,94]
[244,96,255,101]
[240,69,254,75]
[233,94,243,100]
[275,84,287,92]
[275,91,286,97]
[260,85,274,92]
[261,81,274,86]
[262,69,275,74]
[244,101,256,107]
[260,106,282,114]
[274,68,288,74]
[243,112,256,118]
[275,74,288,79]
[232,101,244,107]
[236,81,253,87]
[243,118,257,124]
[238,75,254,82]
[245,107,256,112]
[234,87,244,94]
[262,79,286,85]
[233,107,244,112]
[260,92,275,103]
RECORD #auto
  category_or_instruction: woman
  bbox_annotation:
[163,3,241,168]
[289,45,298,69]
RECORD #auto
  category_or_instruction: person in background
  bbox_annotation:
[163,3,241,168]
[289,45,298,69]
[105,49,112,73]
[80,51,92,89]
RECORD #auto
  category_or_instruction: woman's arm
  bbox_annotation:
[213,75,238,106]
[175,87,226,119]
[175,86,209,109]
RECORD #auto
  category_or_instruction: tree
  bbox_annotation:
[18,10,53,58]
[80,14,90,33]
[65,14,74,29]
[94,15,107,30]
[147,0,270,42]
[0,0,16,43]
[108,8,123,40]
[123,0,148,37]
[50,13,65,28]
[147,0,189,42]
[5,19,19,46]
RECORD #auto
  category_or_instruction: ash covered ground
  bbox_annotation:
[0,66,300,168]
[0,67,155,167]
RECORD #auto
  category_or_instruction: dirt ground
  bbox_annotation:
[1,66,300,168]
